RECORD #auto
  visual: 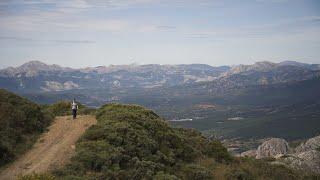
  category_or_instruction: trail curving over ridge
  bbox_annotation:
[0,115,96,180]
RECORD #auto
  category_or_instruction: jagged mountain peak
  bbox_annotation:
[225,61,276,75]
[0,61,70,77]
[19,60,63,71]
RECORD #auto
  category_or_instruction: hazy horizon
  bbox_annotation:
[1,0,320,68]
[1,59,319,70]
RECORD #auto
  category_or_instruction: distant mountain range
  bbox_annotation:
[0,61,229,92]
[0,60,319,93]
[1,60,320,140]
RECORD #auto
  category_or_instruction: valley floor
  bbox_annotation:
[0,115,96,180]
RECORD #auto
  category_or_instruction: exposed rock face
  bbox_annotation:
[249,136,320,174]
[256,138,289,159]
[282,150,320,174]
[225,61,276,76]
[284,135,320,174]
[295,135,320,153]
[41,81,79,91]
[240,149,257,157]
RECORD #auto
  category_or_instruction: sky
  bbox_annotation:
[0,0,319,68]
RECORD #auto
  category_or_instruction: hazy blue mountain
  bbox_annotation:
[1,60,320,140]
[1,60,319,95]
[0,61,230,93]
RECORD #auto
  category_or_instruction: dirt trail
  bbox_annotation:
[0,115,96,180]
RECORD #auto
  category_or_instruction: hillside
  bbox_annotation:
[0,115,96,179]
[51,104,317,179]
[53,104,231,179]
[4,61,319,141]
[0,89,96,170]
[0,89,53,167]
[1,61,320,157]
[99,78,320,140]
[21,78,320,141]
[0,99,318,179]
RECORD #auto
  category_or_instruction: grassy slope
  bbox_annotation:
[52,104,318,179]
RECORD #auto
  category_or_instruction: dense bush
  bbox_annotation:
[213,157,318,180]
[55,104,231,179]
[4,101,318,179]
[206,140,232,163]
[0,89,95,168]
[41,101,71,116]
[0,89,53,167]
[41,101,96,117]
[18,173,55,180]
[52,103,320,179]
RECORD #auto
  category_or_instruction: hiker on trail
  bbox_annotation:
[71,99,78,119]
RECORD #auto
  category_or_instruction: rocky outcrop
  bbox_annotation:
[40,81,79,91]
[250,135,320,174]
[256,138,289,159]
[295,135,320,153]
[285,135,320,174]
[240,149,257,157]
[282,150,320,174]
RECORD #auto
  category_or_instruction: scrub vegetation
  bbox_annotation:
[53,104,318,179]
[0,89,53,167]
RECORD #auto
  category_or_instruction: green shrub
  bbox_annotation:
[55,104,232,179]
[53,103,320,179]
[42,101,96,117]
[78,107,96,116]
[225,168,254,180]
[154,171,179,180]
[41,101,71,116]
[178,164,212,180]
[0,89,53,167]
[206,140,233,163]
[18,173,55,180]
[213,157,317,180]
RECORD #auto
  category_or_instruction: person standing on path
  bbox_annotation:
[71,99,78,119]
